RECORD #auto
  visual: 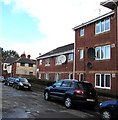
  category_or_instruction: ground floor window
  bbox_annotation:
[95,74,111,89]
[55,73,61,81]
[79,73,84,81]
[45,73,50,80]
[68,73,73,79]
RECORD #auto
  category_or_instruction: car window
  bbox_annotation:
[20,78,28,82]
[61,81,71,87]
[53,81,62,87]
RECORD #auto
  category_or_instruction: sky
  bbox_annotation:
[0,0,111,59]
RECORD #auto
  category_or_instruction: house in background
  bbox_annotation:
[73,0,118,96]
[12,53,36,77]
[2,56,19,78]
[36,43,74,81]
[2,53,36,78]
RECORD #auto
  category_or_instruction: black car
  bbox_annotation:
[99,100,118,120]
[4,77,15,86]
[13,77,31,90]
[44,79,98,108]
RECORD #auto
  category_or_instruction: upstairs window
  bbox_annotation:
[45,58,50,66]
[29,63,33,67]
[20,63,25,66]
[68,53,73,62]
[95,45,110,60]
[39,60,42,65]
[95,18,110,34]
[80,28,84,37]
[80,49,84,59]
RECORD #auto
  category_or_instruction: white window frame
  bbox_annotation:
[45,73,49,80]
[80,28,84,37]
[45,58,50,66]
[80,49,84,59]
[55,56,62,65]
[95,73,111,89]
[68,53,73,62]
[95,45,110,60]
[55,73,61,82]
[79,73,84,81]
[39,59,42,65]
[95,18,110,34]
[68,73,73,79]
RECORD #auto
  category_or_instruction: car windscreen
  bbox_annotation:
[20,78,28,82]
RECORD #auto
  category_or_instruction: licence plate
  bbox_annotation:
[24,86,28,88]
[87,99,95,102]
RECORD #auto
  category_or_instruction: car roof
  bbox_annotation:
[58,79,91,84]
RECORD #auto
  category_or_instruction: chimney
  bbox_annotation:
[27,55,31,59]
[21,53,26,58]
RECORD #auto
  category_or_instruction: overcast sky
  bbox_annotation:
[1,0,111,59]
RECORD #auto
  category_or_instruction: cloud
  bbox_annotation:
[1,0,111,59]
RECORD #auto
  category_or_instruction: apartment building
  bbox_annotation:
[36,43,74,81]
[73,0,118,96]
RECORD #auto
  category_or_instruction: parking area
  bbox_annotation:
[1,83,101,119]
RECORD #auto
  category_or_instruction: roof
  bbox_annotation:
[37,43,74,59]
[15,57,36,64]
[73,10,114,30]
[4,56,19,64]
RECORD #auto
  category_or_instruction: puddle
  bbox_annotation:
[2,108,29,118]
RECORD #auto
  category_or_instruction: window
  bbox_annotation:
[45,58,50,66]
[20,63,25,66]
[39,60,42,65]
[68,53,73,62]
[56,56,62,65]
[80,28,84,37]
[29,72,33,75]
[29,63,33,67]
[55,73,61,82]
[79,73,84,81]
[95,18,110,34]
[61,81,72,87]
[68,73,73,79]
[45,73,50,80]
[95,74,111,89]
[95,45,110,60]
[80,49,84,59]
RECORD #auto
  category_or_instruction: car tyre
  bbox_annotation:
[64,97,72,109]
[16,85,20,90]
[44,91,50,100]
[101,109,112,120]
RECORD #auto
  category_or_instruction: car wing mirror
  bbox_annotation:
[52,85,56,88]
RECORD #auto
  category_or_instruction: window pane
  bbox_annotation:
[96,74,100,86]
[80,50,84,59]
[96,47,100,59]
[105,45,110,59]
[105,18,110,31]
[101,46,105,59]
[105,75,110,87]
[101,74,104,87]
[80,28,84,36]
[96,22,100,34]
[101,21,105,32]
[68,53,73,61]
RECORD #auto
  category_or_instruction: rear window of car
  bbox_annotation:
[78,83,95,92]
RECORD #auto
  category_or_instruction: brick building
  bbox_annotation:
[36,43,74,81]
[73,0,118,96]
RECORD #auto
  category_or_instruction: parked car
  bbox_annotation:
[44,79,98,108]
[4,77,15,86]
[0,76,5,82]
[12,77,31,90]
[99,100,118,120]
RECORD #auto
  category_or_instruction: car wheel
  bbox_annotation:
[44,92,50,100]
[64,97,72,108]
[102,109,112,120]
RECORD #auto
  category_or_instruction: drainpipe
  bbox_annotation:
[73,42,76,79]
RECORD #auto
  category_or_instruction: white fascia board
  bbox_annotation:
[73,11,114,30]
[39,50,74,59]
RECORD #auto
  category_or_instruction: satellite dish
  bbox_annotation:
[87,47,95,60]
[58,55,66,63]
[87,62,93,69]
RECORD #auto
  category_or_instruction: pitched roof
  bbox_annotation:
[15,57,36,64]
[4,56,19,64]
[37,43,74,59]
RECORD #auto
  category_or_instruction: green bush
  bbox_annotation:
[27,77,55,86]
